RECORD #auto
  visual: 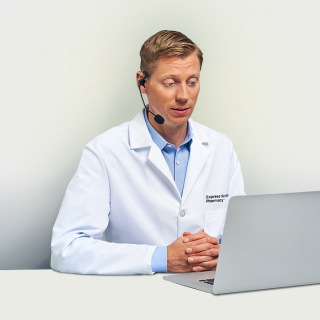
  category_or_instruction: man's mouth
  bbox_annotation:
[171,107,190,111]
[171,107,191,115]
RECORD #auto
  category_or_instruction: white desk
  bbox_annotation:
[0,269,319,320]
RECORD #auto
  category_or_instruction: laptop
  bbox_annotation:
[163,191,320,294]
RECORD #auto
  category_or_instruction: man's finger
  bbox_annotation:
[192,266,217,272]
[196,258,218,269]
[189,247,220,257]
[186,243,218,254]
[187,255,214,264]
[183,231,213,243]
[186,235,219,247]
[182,229,205,241]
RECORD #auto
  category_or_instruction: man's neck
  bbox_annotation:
[147,112,188,149]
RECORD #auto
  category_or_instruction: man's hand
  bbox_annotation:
[182,230,220,272]
[167,229,220,273]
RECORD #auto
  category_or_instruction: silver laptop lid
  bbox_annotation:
[213,191,320,294]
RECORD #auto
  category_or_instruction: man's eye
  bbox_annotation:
[188,81,197,86]
[165,82,175,87]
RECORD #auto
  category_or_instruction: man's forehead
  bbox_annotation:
[153,53,200,77]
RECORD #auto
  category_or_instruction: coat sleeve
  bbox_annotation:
[50,142,157,275]
[219,147,246,239]
[228,149,246,199]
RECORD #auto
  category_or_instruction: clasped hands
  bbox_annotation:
[167,229,220,273]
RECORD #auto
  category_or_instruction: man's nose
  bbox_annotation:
[176,83,189,102]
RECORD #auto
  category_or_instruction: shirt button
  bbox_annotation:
[168,144,171,147]
[176,160,180,165]
[180,210,186,217]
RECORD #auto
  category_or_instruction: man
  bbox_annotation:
[51,30,245,275]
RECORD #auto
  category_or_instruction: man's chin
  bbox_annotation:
[166,115,191,127]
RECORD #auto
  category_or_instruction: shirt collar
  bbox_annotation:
[143,107,193,150]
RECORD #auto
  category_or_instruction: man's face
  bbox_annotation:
[144,52,200,128]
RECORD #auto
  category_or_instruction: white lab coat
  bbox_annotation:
[51,109,245,275]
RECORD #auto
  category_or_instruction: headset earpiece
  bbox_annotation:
[138,71,149,87]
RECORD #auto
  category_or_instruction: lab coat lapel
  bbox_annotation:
[129,109,180,197]
[181,121,212,205]
[129,109,152,149]
[148,143,180,196]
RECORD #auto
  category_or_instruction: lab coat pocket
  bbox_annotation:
[204,209,227,238]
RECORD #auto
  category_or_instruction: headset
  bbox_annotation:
[138,71,165,125]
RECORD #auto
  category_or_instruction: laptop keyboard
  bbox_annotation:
[199,278,214,285]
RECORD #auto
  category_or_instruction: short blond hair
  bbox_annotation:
[140,30,203,77]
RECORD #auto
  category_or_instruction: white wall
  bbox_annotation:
[1,0,320,268]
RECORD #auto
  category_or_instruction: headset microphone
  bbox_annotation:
[138,71,165,125]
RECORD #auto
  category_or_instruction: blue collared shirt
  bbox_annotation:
[144,109,193,273]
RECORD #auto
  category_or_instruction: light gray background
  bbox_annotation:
[1,0,320,270]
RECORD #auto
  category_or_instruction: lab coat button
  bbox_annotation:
[180,210,186,217]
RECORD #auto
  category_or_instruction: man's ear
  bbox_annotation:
[136,71,147,94]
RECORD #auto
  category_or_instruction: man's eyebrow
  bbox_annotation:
[187,73,200,78]
[159,74,178,79]
[160,73,200,80]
